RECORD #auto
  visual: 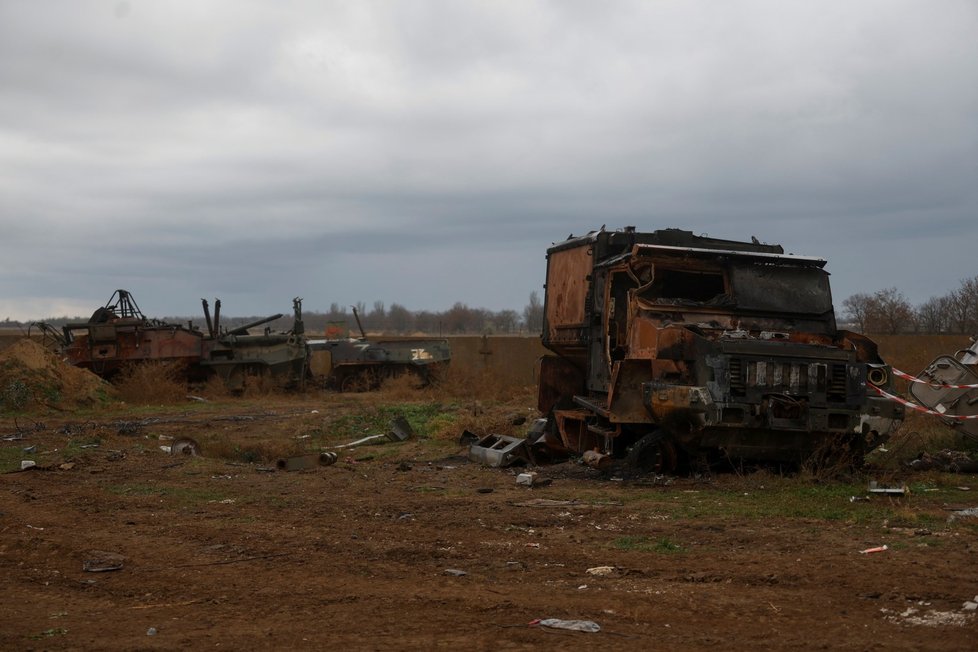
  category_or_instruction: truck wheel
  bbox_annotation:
[626,430,678,474]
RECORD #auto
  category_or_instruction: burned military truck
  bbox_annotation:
[536,227,903,471]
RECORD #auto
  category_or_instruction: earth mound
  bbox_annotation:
[0,339,113,412]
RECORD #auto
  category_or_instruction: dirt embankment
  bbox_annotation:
[0,340,113,412]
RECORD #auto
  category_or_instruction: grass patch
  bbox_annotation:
[323,402,456,443]
[63,435,103,458]
[0,445,28,473]
[29,628,68,640]
[614,536,685,554]
[103,483,229,506]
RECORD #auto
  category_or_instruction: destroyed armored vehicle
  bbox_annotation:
[533,227,903,471]
[307,308,450,391]
[50,290,307,391]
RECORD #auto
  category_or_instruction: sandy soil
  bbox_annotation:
[2,395,978,651]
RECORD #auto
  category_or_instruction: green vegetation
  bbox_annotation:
[614,536,685,554]
[29,628,68,640]
[1,379,30,412]
[0,444,27,473]
[104,483,229,506]
[322,402,457,443]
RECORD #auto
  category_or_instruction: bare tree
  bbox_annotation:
[387,303,413,334]
[493,309,520,334]
[948,276,978,334]
[841,293,872,333]
[842,289,913,334]
[869,287,915,334]
[523,291,544,335]
[915,295,953,334]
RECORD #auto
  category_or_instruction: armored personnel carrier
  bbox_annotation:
[307,308,450,391]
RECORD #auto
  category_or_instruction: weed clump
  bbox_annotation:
[113,361,186,405]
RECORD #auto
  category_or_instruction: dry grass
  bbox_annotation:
[428,363,535,403]
[197,432,305,464]
[113,361,187,405]
[869,412,973,470]
[197,374,231,401]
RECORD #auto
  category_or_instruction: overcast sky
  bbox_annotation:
[1,0,976,322]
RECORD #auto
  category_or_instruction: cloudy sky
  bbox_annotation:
[1,0,975,322]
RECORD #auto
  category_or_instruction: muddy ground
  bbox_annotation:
[2,393,978,651]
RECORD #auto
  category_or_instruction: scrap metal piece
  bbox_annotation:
[388,415,414,442]
[276,452,338,471]
[868,480,907,496]
[582,450,612,471]
[170,437,201,456]
[334,417,414,449]
[83,551,125,572]
[468,434,530,467]
[908,344,978,441]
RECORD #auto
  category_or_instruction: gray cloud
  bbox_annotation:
[1,0,976,321]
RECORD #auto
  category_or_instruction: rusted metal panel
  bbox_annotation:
[537,355,585,414]
[543,245,592,350]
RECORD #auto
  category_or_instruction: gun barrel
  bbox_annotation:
[227,313,285,336]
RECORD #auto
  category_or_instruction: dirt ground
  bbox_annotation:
[2,391,978,651]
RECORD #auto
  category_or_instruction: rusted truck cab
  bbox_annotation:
[538,227,903,470]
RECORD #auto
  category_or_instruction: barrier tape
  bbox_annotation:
[869,384,978,420]
[891,368,978,390]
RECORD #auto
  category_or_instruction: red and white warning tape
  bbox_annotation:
[869,384,978,420]
[891,368,978,390]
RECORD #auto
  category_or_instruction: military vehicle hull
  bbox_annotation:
[56,290,308,391]
[307,338,450,392]
[535,227,903,471]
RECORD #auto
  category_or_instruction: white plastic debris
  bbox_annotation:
[586,566,616,576]
[536,618,600,633]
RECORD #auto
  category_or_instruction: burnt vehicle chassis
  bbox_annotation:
[47,290,307,392]
[534,227,903,472]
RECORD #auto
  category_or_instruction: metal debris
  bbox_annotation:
[334,416,415,449]
[468,434,530,467]
[533,618,600,633]
[170,437,201,456]
[83,551,125,572]
[868,481,907,496]
[275,452,338,471]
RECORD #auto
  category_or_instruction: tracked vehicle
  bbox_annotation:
[51,290,307,391]
[307,307,450,392]
[535,227,903,471]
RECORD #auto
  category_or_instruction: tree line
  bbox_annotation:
[304,291,545,336]
[842,275,978,335]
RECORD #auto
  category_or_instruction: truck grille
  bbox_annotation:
[729,359,850,403]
